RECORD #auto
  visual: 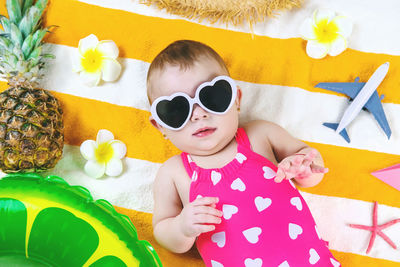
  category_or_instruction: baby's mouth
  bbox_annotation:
[193,127,216,137]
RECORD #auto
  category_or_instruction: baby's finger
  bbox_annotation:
[302,149,318,166]
[194,206,223,217]
[285,172,296,180]
[275,168,286,181]
[310,163,329,173]
[192,196,219,206]
[278,160,291,171]
[275,168,287,183]
[291,155,303,167]
[196,224,216,236]
[195,214,222,225]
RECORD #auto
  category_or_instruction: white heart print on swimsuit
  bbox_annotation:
[244,258,262,267]
[231,178,246,191]
[222,204,238,220]
[243,227,262,244]
[211,232,226,248]
[254,196,272,212]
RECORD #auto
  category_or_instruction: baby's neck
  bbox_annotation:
[189,138,237,169]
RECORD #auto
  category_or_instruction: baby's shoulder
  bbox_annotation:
[242,120,283,139]
[155,154,188,184]
[158,154,185,175]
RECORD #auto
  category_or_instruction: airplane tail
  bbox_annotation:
[323,123,351,143]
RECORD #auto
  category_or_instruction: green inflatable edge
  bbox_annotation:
[0,172,163,267]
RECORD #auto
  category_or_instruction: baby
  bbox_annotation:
[148,40,340,266]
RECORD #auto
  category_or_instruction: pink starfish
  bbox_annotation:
[348,201,400,254]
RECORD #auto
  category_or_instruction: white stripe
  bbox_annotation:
[44,44,151,111]
[78,0,400,55]
[301,191,400,262]
[40,145,161,212]
[43,43,400,155]
[238,81,400,155]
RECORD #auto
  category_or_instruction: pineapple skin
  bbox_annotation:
[0,85,64,172]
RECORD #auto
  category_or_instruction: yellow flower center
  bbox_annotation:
[314,18,339,44]
[95,142,114,163]
[81,49,104,73]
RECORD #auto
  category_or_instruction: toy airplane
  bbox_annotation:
[315,62,391,143]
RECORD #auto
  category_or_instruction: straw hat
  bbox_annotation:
[141,0,303,27]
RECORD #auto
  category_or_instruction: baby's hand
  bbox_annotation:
[178,196,223,238]
[275,149,328,183]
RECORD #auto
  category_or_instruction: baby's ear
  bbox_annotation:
[236,86,242,106]
[149,116,162,131]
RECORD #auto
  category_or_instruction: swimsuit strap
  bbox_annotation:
[180,152,195,178]
[235,127,251,149]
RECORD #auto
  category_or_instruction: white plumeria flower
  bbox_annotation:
[299,9,353,59]
[80,129,127,179]
[73,34,122,86]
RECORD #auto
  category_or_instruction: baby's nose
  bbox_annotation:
[191,104,209,121]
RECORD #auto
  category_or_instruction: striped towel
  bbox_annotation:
[1,0,399,266]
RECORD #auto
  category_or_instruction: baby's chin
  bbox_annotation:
[187,138,235,157]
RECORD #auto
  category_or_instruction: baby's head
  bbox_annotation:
[147,40,241,156]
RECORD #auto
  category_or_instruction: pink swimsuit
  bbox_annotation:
[181,128,340,267]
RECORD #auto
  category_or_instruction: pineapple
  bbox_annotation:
[0,0,63,172]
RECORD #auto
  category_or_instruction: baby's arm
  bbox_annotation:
[152,157,222,253]
[246,121,327,188]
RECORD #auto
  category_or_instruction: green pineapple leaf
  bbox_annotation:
[0,0,52,81]
[6,0,22,25]
[34,0,48,14]
[41,53,54,59]
[0,36,11,50]
[22,0,34,15]
[4,53,18,69]
[10,23,23,48]
[31,28,46,48]
[28,46,40,60]
[12,45,24,59]
[0,16,12,33]
[18,6,40,38]
[21,33,33,59]
[35,0,48,13]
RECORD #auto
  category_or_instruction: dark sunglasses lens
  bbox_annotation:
[156,96,190,129]
[199,80,232,113]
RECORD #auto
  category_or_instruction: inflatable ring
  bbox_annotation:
[0,173,162,267]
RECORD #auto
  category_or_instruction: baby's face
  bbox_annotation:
[150,57,240,156]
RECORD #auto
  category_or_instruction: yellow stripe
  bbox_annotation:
[0,81,179,162]
[331,250,400,267]
[52,91,181,163]
[115,206,400,266]
[3,0,398,103]
[301,141,400,209]
[0,82,398,209]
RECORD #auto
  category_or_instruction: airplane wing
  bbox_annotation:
[315,78,365,100]
[363,91,392,139]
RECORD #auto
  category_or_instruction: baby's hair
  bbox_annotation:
[147,40,229,103]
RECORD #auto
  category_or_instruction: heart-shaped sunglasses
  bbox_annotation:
[151,75,237,131]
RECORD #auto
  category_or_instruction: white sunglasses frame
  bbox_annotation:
[150,75,237,131]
